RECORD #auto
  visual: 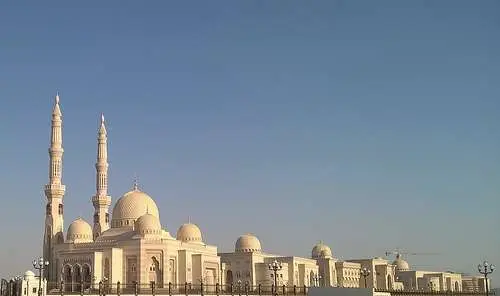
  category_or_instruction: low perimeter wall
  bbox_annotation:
[309,287,494,296]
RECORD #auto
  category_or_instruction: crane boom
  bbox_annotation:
[385,250,439,258]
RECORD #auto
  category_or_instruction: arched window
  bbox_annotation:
[104,259,110,279]
[226,270,233,285]
[82,265,91,289]
[63,265,72,292]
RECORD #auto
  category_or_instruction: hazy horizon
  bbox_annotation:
[0,0,498,286]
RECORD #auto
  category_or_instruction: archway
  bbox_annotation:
[309,271,315,287]
[387,275,393,290]
[226,270,233,286]
[454,281,460,291]
[74,265,82,292]
[63,265,72,292]
[82,265,91,290]
[104,259,110,280]
[148,257,161,286]
[205,270,216,293]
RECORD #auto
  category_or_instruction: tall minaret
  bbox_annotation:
[92,114,112,239]
[43,93,66,282]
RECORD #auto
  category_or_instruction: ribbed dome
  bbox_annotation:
[312,241,333,259]
[67,218,93,243]
[135,213,162,236]
[111,187,159,228]
[176,223,203,243]
[235,233,262,253]
[393,254,410,271]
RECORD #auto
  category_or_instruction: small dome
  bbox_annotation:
[393,254,410,271]
[24,271,35,280]
[235,233,262,253]
[177,223,203,243]
[312,241,333,259]
[135,213,162,236]
[67,218,93,243]
[111,187,160,228]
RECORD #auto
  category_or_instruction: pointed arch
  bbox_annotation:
[82,264,91,289]
[74,264,82,292]
[148,256,161,285]
[104,258,110,280]
[63,265,72,292]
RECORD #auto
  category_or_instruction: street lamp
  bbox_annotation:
[360,268,370,288]
[33,257,49,296]
[478,261,495,296]
[268,260,282,296]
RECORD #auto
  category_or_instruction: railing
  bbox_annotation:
[46,282,308,296]
[374,289,496,296]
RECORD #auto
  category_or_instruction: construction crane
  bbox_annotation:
[385,249,439,259]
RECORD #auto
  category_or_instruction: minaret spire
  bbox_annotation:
[44,92,66,282]
[49,93,63,183]
[92,113,112,239]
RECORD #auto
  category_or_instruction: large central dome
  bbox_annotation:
[111,186,160,228]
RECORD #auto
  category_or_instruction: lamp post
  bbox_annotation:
[360,268,370,288]
[312,274,322,287]
[33,257,49,296]
[478,261,495,296]
[268,260,282,296]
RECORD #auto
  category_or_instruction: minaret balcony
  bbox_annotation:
[44,184,66,196]
[92,195,111,205]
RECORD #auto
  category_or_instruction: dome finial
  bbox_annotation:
[188,216,191,224]
[133,174,139,191]
[55,91,60,104]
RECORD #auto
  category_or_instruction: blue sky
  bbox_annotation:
[0,0,499,285]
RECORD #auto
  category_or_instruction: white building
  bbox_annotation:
[43,95,220,292]
[32,93,490,294]
[219,234,318,289]
[10,271,47,296]
[391,254,462,292]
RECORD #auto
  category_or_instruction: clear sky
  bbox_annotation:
[0,0,499,286]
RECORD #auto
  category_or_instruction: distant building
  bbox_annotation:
[462,275,490,292]
[8,271,47,296]
[392,254,462,292]
[219,234,318,288]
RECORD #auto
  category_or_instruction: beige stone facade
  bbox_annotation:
[38,94,490,293]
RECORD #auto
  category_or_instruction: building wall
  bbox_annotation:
[309,287,388,296]
[347,258,395,290]
[19,275,47,296]
[335,262,361,288]
[317,258,338,287]
[462,276,490,292]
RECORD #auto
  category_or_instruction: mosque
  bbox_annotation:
[39,94,489,294]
